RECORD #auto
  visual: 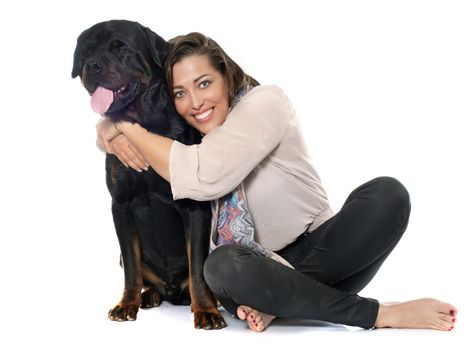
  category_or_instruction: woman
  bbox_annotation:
[96,32,457,332]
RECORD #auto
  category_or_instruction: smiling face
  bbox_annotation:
[172,54,230,135]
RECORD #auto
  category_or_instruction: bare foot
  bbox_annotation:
[375,298,458,331]
[237,305,276,332]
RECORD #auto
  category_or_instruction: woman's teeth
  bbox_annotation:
[194,108,213,120]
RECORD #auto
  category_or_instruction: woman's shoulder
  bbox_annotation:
[247,84,288,101]
[228,85,294,128]
[241,85,292,112]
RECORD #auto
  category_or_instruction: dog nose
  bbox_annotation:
[86,60,104,75]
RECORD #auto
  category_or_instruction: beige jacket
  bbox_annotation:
[169,85,334,253]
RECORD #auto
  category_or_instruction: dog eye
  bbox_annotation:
[110,40,130,56]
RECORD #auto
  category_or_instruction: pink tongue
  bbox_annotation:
[90,86,114,114]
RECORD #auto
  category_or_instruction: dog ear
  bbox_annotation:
[142,26,169,69]
[71,46,82,79]
[71,25,93,79]
[71,33,85,79]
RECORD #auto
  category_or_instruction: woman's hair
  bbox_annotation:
[164,32,259,105]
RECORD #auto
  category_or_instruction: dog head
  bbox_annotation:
[71,20,170,123]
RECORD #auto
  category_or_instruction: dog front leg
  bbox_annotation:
[108,201,143,321]
[179,202,227,330]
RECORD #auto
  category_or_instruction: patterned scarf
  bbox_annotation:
[209,86,270,257]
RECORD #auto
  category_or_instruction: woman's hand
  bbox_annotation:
[103,121,173,182]
[96,118,149,172]
[96,117,121,153]
[108,134,150,172]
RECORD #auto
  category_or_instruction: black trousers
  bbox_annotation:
[203,177,411,329]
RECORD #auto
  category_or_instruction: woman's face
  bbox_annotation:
[172,54,230,135]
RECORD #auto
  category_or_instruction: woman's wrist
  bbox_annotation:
[96,117,123,153]
[115,122,173,182]
[115,120,133,133]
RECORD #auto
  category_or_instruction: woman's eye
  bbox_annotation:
[200,80,211,88]
[174,91,185,98]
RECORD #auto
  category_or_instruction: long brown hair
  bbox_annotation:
[164,32,259,105]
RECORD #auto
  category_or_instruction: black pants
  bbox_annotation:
[203,177,411,329]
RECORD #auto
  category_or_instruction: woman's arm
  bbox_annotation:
[116,122,174,182]
[96,117,121,152]
[96,86,292,200]
[169,86,293,201]
[96,118,150,172]
[109,135,150,172]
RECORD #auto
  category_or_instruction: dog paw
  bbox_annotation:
[108,304,139,321]
[141,289,161,309]
[193,310,227,330]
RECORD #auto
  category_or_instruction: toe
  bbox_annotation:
[255,318,265,332]
[246,310,263,332]
[248,310,258,322]
[237,305,253,320]
[449,306,458,317]
[438,301,457,315]
[251,312,266,332]
[433,317,453,331]
[252,313,262,326]
[236,307,245,320]
[439,313,456,325]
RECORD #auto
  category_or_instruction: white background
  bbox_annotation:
[0,0,467,349]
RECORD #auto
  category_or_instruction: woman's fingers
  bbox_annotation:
[109,134,149,172]
[99,135,113,154]
[128,143,149,170]
[95,119,149,173]
[96,117,121,150]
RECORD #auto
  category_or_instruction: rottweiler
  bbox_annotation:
[71,20,226,329]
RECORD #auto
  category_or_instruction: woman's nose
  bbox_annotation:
[189,92,204,110]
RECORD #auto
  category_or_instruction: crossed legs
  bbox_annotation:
[204,177,457,331]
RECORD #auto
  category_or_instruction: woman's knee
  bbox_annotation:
[371,176,411,229]
[203,245,253,292]
[373,176,410,210]
[203,245,230,288]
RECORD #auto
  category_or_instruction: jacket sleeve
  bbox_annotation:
[169,85,293,201]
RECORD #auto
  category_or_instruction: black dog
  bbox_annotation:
[71,20,225,329]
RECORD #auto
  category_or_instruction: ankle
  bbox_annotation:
[375,304,393,328]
